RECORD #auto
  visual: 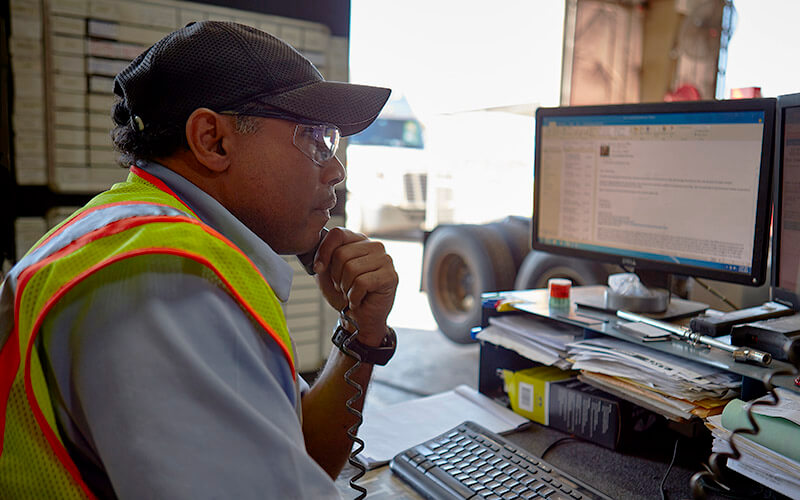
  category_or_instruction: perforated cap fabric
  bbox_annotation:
[114,21,391,136]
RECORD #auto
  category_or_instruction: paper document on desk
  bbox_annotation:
[356,385,528,470]
[567,337,740,401]
[707,414,800,499]
[475,315,578,370]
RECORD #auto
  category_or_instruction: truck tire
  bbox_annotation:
[488,216,530,273]
[424,225,516,343]
[514,251,611,290]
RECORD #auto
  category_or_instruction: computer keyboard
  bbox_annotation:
[389,421,613,500]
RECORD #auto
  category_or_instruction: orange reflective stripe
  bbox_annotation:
[130,165,198,218]
[0,314,19,453]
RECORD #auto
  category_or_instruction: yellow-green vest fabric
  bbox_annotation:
[0,167,295,499]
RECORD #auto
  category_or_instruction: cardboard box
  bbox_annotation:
[501,366,635,450]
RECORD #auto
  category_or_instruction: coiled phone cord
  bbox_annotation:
[340,308,368,499]
[689,342,799,498]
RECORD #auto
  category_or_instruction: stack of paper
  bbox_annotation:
[475,315,579,370]
[567,337,739,421]
[707,408,800,498]
[356,385,529,470]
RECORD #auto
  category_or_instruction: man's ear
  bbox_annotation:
[185,108,234,173]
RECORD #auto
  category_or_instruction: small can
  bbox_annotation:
[548,278,572,308]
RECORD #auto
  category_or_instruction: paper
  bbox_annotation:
[750,387,800,426]
[475,315,577,370]
[707,414,800,498]
[356,385,528,469]
[567,337,740,401]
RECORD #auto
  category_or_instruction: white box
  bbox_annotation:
[55,147,87,164]
[179,10,207,27]
[116,24,170,45]
[14,132,46,154]
[54,91,86,109]
[88,167,128,187]
[53,54,85,74]
[87,19,117,39]
[304,29,329,52]
[89,112,113,130]
[14,96,44,115]
[55,110,87,128]
[10,37,40,55]
[15,165,48,186]
[50,0,88,17]
[13,111,44,132]
[13,74,43,98]
[55,127,86,147]
[50,16,85,36]
[87,57,128,76]
[88,93,115,111]
[118,3,177,29]
[89,148,116,166]
[51,35,86,56]
[89,75,114,94]
[54,74,87,93]
[89,130,112,148]
[11,17,42,41]
[87,39,145,60]
[53,166,89,191]
[278,25,303,49]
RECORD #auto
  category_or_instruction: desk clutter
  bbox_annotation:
[475,287,800,498]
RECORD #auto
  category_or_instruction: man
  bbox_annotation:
[0,21,398,499]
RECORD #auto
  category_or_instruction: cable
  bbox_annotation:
[660,437,680,500]
[340,309,367,500]
[540,436,580,460]
[692,277,738,310]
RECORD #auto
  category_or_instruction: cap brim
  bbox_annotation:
[258,81,391,136]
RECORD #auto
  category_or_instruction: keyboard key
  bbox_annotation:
[427,467,478,499]
[540,488,556,497]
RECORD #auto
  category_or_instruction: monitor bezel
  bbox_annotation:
[771,93,800,309]
[532,98,777,287]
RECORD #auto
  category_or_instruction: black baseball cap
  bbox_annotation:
[113,21,391,136]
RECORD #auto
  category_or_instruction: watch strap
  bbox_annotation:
[332,324,396,366]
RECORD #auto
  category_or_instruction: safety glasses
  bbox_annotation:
[222,109,341,166]
[292,123,340,166]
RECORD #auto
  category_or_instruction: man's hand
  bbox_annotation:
[312,227,398,345]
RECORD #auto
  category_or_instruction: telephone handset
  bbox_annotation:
[297,227,329,275]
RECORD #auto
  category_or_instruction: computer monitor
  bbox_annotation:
[532,99,776,289]
[771,93,800,309]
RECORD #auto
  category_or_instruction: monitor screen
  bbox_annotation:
[772,93,800,309]
[533,99,776,286]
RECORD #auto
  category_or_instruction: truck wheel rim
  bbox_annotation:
[435,253,475,317]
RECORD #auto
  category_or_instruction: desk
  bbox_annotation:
[334,421,729,499]
[330,288,795,499]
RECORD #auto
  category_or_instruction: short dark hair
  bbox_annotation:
[110,99,261,166]
[111,98,188,166]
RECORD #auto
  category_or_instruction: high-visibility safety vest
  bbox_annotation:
[0,166,296,499]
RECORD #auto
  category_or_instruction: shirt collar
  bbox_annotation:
[134,160,294,303]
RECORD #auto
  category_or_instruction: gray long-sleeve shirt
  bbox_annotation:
[38,161,339,499]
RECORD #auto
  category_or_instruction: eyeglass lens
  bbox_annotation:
[293,124,340,165]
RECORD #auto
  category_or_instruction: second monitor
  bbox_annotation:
[532,98,776,299]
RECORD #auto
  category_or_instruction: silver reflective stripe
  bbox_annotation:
[7,203,190,289]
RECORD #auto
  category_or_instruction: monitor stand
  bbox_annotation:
[572,282,708,322]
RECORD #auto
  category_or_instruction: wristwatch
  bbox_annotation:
[331,322,397,366]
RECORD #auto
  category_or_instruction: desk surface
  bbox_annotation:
[335,421,730,499]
